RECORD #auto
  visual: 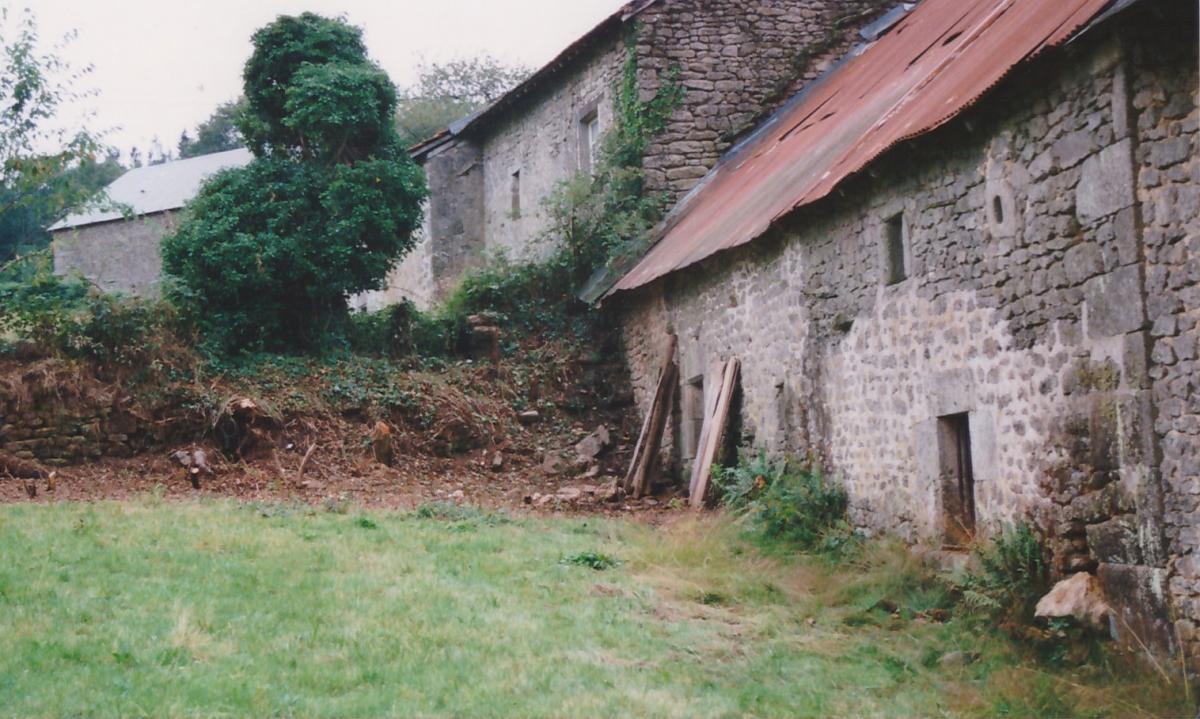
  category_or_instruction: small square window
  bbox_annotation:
[883,213,907,285]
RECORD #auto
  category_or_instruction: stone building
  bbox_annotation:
[606,0,1198,663]
[394,0,889,306]
[50,149,253,297]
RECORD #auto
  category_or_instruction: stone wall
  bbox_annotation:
[0,365,165,466]
[52,212,178,297]
[477,41,625,265]
[635,0,891,203]
[390,0,889,305]
[616,8,1197,660]
[1131,11,1200,667]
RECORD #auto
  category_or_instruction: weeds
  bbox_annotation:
[958,523,1051,625]
[0,253,177,368]
[713,450,852,553]
[562,551,621,571]
[411,501,509,526]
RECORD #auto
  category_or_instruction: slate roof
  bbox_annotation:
[49,148,253,231]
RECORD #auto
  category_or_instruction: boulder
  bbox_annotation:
[574,425,612,464]
[542,450,568,476]
[555,487,584,502]
[1035,572,1111,630]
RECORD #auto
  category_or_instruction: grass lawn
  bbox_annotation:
[0,497,1189,718]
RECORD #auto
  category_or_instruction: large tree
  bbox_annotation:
[0,8,114,263]
[162,13,426,353]
[395,56,530,147]
[178,98,246,159]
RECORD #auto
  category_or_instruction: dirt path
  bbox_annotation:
[0,447,682,519]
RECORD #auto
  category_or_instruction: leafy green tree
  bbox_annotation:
[162,13,426,353]
[395,56,529,147]
[0,151,123,263]
[178,98,245,158]
[0,8,113,263]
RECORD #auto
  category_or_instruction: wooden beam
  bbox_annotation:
[687,360,723,500]
[689,357,739,508]
[624,333,681,496]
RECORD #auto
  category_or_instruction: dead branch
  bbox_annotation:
[297,443,317,483]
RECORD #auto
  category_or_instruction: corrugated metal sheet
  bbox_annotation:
[609,0,1113,295]
[50,148,253,231]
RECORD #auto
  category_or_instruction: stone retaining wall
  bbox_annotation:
[1,397,153,466]
[0,362,180,467]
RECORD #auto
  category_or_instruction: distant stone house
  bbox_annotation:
[50,149,253,297]
[601,0,1199,664]
[391,0,888,307]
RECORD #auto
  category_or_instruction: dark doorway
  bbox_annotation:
[938,413,976,546]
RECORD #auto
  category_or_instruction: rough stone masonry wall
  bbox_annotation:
[392,0,890,305]
[475,41,625,265]
[0,370,162,466]
[52,212,178,298]
[635,0,891,203]
[617,11,1197,659]
[1131,13,1200,668]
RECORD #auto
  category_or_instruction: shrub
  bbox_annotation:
[163,13,426,354]
[959,522,1050,624]
[0,254,169,367]
[713,450,851,552]
[347,301,419,357]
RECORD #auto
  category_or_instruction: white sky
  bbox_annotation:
[18,0,623,159]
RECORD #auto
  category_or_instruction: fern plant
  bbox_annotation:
[961,522,1050,623]
[713,450,850,552]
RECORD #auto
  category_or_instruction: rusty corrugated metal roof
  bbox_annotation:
[609,0,1114,295]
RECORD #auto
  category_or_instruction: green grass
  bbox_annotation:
[0,499,1188,718]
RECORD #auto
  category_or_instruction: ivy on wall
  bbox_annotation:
[540,33,684,298]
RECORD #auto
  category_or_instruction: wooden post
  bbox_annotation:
[687,359,723,500]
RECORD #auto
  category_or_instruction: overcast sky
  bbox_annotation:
[19,0,623,160]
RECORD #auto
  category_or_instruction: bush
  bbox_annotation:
[347,301,420,357]
[0,254,169,367]
[959,522,1050,624]
[163,13,426,354]
[713,450,851,552]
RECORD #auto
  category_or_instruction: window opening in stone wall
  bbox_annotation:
[992,195,1004,225]
[579,110,601,174]
[937,412,976,547]
[684,375,704,460]
[883,212,907,285]
[510,170,521,218]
